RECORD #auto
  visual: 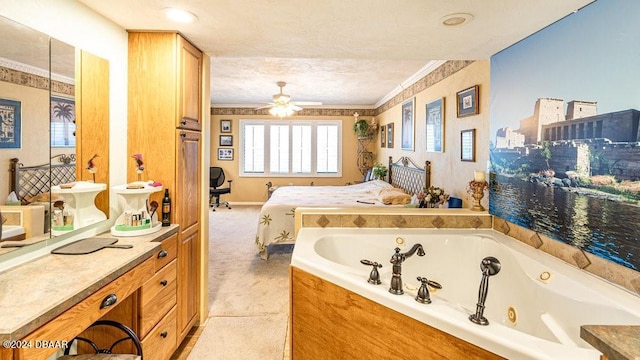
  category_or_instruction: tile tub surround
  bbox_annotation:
[494,217,640,297]
[0,225,178,341]
[580,325,640,360]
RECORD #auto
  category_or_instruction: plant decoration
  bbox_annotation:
[132,153,144,181]
[372,162,388,180]
[86,154,98,182]
[417,186,449,208]
[352,112,369,137]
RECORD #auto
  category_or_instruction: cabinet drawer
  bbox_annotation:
[154,233,177,272]
[15,256,154,360]
[141,306,177,360]
[139,260,177,337]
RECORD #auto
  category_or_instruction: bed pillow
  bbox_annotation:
[373,187,412,205]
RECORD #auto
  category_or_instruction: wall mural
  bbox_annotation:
[490,0,640,271]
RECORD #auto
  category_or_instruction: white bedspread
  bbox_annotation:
[255,180,403,258]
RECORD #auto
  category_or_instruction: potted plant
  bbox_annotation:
[353,118,369,138]
[372,163,388,180]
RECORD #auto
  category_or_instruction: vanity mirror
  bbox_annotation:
[0,14,110,256]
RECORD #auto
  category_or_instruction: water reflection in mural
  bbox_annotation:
[490,175,639,270]
[490,0,640,270]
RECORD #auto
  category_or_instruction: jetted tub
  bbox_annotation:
[291,228,640,359]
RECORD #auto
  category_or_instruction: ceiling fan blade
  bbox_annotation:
[255,103,275,110]
[292,101,323,106]
[291,105,303,111]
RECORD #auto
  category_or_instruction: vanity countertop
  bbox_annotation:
[581,325,640,360]
[0,225,178,341]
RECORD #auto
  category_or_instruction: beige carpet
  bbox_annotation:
[187,205,293,360]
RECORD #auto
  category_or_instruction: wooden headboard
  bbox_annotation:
[10,154,76,202]
[388,156,431,195]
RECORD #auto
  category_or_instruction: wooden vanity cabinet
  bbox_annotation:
[139,233,178,360]
[13,256,155,360]
[128,31,204,345]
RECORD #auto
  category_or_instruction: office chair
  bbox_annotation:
[210,166,232,211]
[59,320,142,359]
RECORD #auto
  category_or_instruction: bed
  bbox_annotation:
[10,154,77,203]
[5,154,76,239]
[255,156,430,259]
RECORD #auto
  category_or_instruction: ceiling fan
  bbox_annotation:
[256,81,322,117]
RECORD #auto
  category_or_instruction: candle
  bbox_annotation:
[474,171,485,183]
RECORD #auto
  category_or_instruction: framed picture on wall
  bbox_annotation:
[220,119,232,133]
[401,98,415,150]
[380,125,386,147]
[0,98,21,149]
[457,85,479,117]
[219,135,233,146]
[387,123,394,148]
[426,98,444,152]
[461,129,476,162]
[218,148,234,161]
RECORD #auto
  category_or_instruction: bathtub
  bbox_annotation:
[291,228,640,359]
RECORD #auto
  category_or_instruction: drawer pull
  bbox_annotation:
[157,249,168,259]
[160,331,168,338]
[100,293,118,309]
[160,279,168,286]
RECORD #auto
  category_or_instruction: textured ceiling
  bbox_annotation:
[57,1,599,107]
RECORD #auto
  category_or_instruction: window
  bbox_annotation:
[240,119,341,177]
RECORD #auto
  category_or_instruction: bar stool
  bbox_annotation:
[58,320,142,360]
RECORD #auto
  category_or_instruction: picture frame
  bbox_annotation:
[401,97,415,150]
[50,96,76,148]
[380,125,386,148]
[461,129,476,162]
[217,148,234,161]
[220,119,232,133]
[457,85,479,117]
[219,135,233,146]
[426,98,444,152]
[386,123,394,148]
[0,98,21,149]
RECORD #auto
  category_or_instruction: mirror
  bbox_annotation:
[0,14,110,256]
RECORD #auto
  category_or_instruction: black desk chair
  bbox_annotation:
[210,166,232,211]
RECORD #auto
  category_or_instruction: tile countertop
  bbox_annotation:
[0,225,178,341]
[581,325,640,360]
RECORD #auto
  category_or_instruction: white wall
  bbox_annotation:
[0,0,129,216]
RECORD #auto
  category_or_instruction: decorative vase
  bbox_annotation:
[471,184,486,211]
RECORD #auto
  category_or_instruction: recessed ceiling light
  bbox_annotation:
[440,13,474,27]
[164,8,198,23]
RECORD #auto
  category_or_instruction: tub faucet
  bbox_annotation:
[469,256,501,326]
[389,244,425,295]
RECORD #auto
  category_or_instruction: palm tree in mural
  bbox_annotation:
[52,101,74,146]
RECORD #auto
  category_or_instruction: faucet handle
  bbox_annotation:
[360,259,382,285]
[416,277,442,304]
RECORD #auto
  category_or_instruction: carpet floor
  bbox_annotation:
[186,205,293,360]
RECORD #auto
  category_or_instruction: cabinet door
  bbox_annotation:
[177,35,202,131]
[176,130,201,235]
[177,229,200,341]
[175,129,201,341]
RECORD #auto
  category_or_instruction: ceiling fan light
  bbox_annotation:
[269,104,296,117]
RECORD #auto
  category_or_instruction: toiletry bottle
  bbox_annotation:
[162,189,171,226]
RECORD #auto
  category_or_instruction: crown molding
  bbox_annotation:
[0,57,74,84]
[374,60,446,109]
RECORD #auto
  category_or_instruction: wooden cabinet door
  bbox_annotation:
[177,230,199,341]
[175,129,201,341]
[176,130,201,235]
[177,35,202,131]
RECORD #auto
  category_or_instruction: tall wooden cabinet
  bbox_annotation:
[127,31,204,350]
